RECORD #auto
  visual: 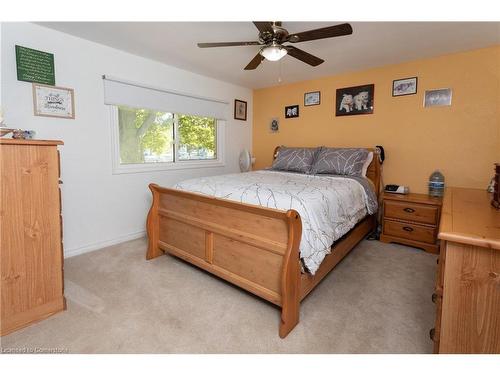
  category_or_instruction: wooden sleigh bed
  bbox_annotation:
[146,147,382,338]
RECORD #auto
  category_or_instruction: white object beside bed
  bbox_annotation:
[362,151,374,177]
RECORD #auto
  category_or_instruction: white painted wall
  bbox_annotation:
[1,22,253,257]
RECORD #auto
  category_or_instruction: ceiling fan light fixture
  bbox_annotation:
[260,43,287,61]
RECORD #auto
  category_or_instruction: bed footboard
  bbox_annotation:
[146,183,302,338]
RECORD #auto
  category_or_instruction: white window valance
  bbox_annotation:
[102,75,229,120]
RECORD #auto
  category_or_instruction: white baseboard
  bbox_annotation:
[64,230,146,258]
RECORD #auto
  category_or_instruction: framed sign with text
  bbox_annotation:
[32,83,75,119]
[16,45,55,85]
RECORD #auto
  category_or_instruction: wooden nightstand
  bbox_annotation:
[380,192,442,254]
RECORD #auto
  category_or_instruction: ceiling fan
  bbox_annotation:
[197,22,353,70]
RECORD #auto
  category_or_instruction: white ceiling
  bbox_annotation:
[37,22,500,89]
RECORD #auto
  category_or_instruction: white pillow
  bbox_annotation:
[361,151,373,177]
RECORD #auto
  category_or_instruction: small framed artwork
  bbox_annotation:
[32,83,75,119]
[392,77,418,96]
[336,84,374,116]
[304,91,321,106]
[234,99,247,121]
[269,118,279,133]
[285,105,299,118]
[424,88,452,107]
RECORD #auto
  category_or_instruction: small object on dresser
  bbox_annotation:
[492,163,499,209]
[487,177,495,193]
[0,108,14,137]
[428,170,445,197]
[12,129,25,139]
[0,128,14,137]
[11,129,36,140]
[385,184,409,194]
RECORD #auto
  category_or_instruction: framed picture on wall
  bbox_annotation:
[424,88,452,107]
[304,91,321,106]
[32,83,75,119]
[392,77,418,96]
[285,105,299,118]
[335,84,374,116]
[234,99,247,121]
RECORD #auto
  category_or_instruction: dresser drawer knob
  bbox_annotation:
[403,226,414,232]
[403,207,415,213]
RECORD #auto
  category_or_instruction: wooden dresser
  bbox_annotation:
[432,187,500,353]
[380,192,442,254]
[0,139,65,336]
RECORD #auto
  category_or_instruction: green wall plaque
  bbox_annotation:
[15,45,55,85]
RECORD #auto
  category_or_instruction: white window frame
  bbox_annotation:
[109,106,225,174]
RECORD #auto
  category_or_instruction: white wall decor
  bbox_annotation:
[33,83,75,118]
[424,88,452,107]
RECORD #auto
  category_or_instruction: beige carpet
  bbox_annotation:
[0,238,437,353]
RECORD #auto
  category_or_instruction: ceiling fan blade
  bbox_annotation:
[285,46,324,66]
[198,41,261,48]
[253,22,274,34]
[288,23,353,43]
[244,52,264,70]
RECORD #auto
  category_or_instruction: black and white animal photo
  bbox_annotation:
[285,105,300,118]
[335,84,374,116]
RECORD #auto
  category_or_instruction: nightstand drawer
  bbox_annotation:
[383,220,437,244]
[384,200,439,225]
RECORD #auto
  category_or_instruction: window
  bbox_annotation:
[177,114,217,161]
[111,106,223,174]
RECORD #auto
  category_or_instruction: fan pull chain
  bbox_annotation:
[278,59,283,83]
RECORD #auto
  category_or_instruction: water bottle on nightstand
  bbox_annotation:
[428,170,445,197]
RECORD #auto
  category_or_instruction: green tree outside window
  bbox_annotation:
[118,106,216,164]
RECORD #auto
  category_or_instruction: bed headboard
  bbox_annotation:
[272,146,382,198]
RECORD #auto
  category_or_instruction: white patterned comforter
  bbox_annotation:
[174,170,376,275]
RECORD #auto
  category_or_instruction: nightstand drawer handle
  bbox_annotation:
[403,226,414,232]
[403,207,415,213]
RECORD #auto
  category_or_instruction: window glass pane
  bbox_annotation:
[117,106,174,164]
[177,114,217,161]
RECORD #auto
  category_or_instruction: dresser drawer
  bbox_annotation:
[384,200,439,225]
[383,219,437,244]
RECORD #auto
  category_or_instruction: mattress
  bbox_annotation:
[173,170,378,275]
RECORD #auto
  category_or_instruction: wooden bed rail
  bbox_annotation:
[146,183,302,338]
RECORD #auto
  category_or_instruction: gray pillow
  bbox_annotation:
[311,147,369,176]
[271,146,319,173]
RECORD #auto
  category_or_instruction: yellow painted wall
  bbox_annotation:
[253,45,500,193]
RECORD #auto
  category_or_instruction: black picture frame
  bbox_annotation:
[335,84,375,116]
[304,91,321,106]
[285,105,299,118]
[392,77,418,97]
[234,99,247,121]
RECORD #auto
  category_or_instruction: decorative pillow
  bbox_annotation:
[311,147,370,176]
[271,146,319,173]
